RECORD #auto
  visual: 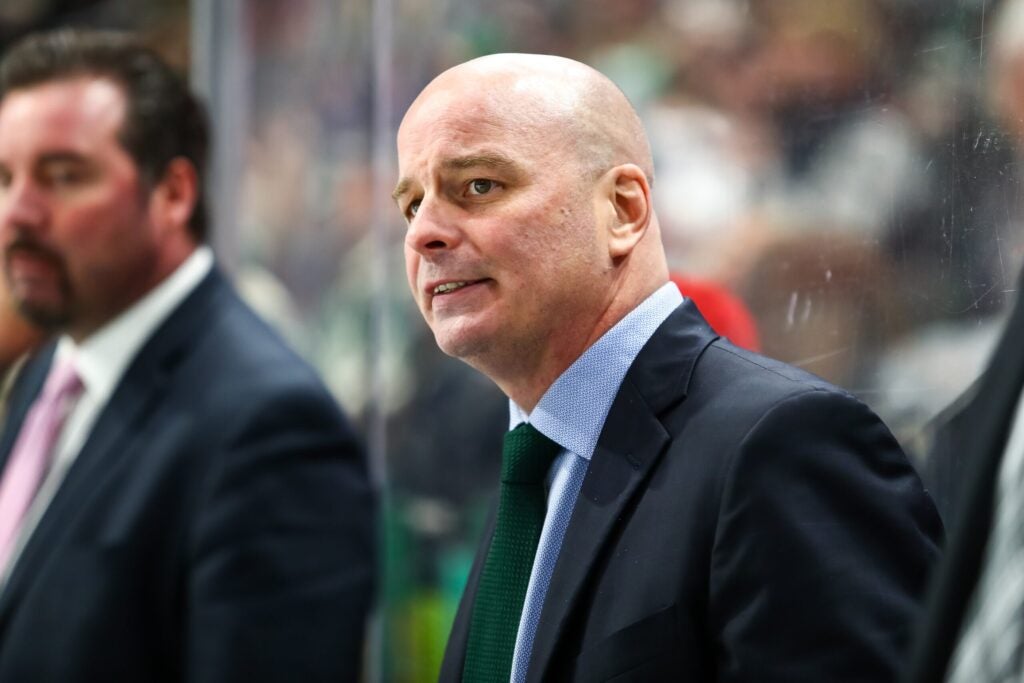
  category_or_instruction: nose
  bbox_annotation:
[404,196,462,257]
[0,177,47,236]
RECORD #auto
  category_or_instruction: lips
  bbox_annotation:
[429,278,487,296]
[5,238,61,263]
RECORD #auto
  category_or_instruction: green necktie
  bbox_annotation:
[463,422,562,682]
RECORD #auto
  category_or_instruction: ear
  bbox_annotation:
[150,157,198,240]
[603,163,651,260]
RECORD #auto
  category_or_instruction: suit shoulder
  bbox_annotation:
[693,338,854,408]
[194,285,324,390]
[661,337,908,477]
[161,282,349,438]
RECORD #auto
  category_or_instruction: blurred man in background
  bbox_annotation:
[906,1,1024,681]
[395,53,943,682]
[0,29,375,681]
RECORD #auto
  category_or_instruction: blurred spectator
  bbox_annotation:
[748,0,932,236]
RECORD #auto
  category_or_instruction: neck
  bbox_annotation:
[68,242,198,344]
[490,345,586,414]
[485,279,666,413]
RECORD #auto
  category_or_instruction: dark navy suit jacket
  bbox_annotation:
[0,268,376,682]
[442,300,943,682]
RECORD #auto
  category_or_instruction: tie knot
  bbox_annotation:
[501,423,561,484]
[41,356,82,403]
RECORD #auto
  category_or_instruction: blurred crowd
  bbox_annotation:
[221,0,1024,440]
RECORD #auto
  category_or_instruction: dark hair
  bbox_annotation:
[0,28,210,241]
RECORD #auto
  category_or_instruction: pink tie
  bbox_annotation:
[0,357,82,570]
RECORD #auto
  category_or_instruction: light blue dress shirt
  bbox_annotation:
[507,282,684,682]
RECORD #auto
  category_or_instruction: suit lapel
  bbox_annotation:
[526,301,716,681]
[0,269,225,625]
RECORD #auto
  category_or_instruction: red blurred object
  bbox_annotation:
[670,274,761,352]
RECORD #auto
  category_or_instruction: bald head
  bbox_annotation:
[401,53,655,185]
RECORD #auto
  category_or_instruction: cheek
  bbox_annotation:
[60,191,124,234]
[536,207,599,261]
[403,245,422,297]
[54,206,100,249]
[58,197,147,268]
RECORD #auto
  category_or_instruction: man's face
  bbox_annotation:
[0,77,162,339]
[396,84,611,375]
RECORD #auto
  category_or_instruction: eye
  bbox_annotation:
[407,199,421,219]
[467,178,496,196]
[51,169,79,185]
[42,162,87,188]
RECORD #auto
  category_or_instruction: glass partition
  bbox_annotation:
[194,1,1024,680]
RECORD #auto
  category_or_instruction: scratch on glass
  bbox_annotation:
[793,347,851,368]
[786,292,798,329]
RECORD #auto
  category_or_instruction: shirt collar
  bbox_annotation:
[510,281,683,459]
[55,246,214,402]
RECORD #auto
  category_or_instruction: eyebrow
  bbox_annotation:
[391,176,413,203]
[0,151,89,178]
[391,152,522,202]
[39,152,88,163]
[0,151,87,168]
[37,151,90,167]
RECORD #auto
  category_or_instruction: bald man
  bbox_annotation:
[395,54,943,682]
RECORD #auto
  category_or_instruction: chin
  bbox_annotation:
[432,323,493,363]
[435,333,480,361]
[16,300,70,331]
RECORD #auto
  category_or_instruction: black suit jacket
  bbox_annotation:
[0,268,376,682]
[441,300,943,682]
[903,275,1024,682]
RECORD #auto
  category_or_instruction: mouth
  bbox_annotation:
[5,239,60,265]
[3,240,66,291]
[431,279,487,296]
